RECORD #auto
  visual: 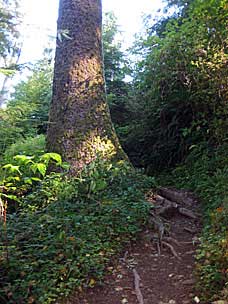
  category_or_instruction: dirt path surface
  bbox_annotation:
[64,189,202,304]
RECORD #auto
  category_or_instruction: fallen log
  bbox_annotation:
[156,199,179,217]
[178,208,197,219]
[158,187,194,206]
[155,195,165,204]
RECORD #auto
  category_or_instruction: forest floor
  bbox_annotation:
[63,189,202,304]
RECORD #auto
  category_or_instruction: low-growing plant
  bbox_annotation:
[0,159,154,303]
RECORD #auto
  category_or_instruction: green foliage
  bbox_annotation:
[9,59,52,127]
[122,0,228,171]
[0,159,154,303]
[196,206,228,302]
[3,134,45,163]
[103,12,128,91]
[103,12,132,127]
[0,2,227,303]
[0,58,53,154]
[0,152,63,212]
[0,0,20,64]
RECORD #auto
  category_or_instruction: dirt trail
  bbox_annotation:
[64,189,202,304]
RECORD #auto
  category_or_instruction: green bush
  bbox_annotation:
[0,159,154,303]
[3,135,45,163]
[0,152,64,213]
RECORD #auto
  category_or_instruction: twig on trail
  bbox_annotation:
[120,251,129,264]
[184,227,197,234]
[162,241,181,260]
[163,236,180,246]
[123,251,128,262]
[156,241,161,255]
[133,268,144,304]
[181,236,200,245]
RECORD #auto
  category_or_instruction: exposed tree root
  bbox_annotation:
[151,189,197,220]
[162,241,181,260]
[133,268,144,304]
[184,227,197,234]
[156,200,179,217]
[178,207,197,219]
[149,211,165,242]
[163,236,180,246]
[147,188,199,259]
[156,241,161,255]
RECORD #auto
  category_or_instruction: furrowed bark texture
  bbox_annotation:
[46,0,126,172]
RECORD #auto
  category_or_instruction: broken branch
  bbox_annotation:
[163,236,180,246]
[162,241,181,260]
[133,268,144,304]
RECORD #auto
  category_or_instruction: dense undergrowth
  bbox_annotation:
[0,158,154,304]
[0,0,227,303]
[157,143,228,302]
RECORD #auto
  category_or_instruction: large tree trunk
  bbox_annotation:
[46,0,127,172]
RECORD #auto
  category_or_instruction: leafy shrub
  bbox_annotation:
[2,135,45,163]
[196,203,228,301]
[0,152,64,213]
[0,159,154,303]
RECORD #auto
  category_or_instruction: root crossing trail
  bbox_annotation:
[63,188,202,304]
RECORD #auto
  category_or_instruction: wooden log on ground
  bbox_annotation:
[178,207,197,219]
[155,195,165,204]
[158,187,194,206]
[156,198,179,217]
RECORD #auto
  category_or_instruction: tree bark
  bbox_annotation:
[46,0,127,172]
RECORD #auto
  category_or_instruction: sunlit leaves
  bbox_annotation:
[40,153,62,166]
[13,155,34,165]
[2,163,21,174]
[30,163,47,177]
[0,152,63,210]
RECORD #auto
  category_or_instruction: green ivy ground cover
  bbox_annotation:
[0,161,153,304]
